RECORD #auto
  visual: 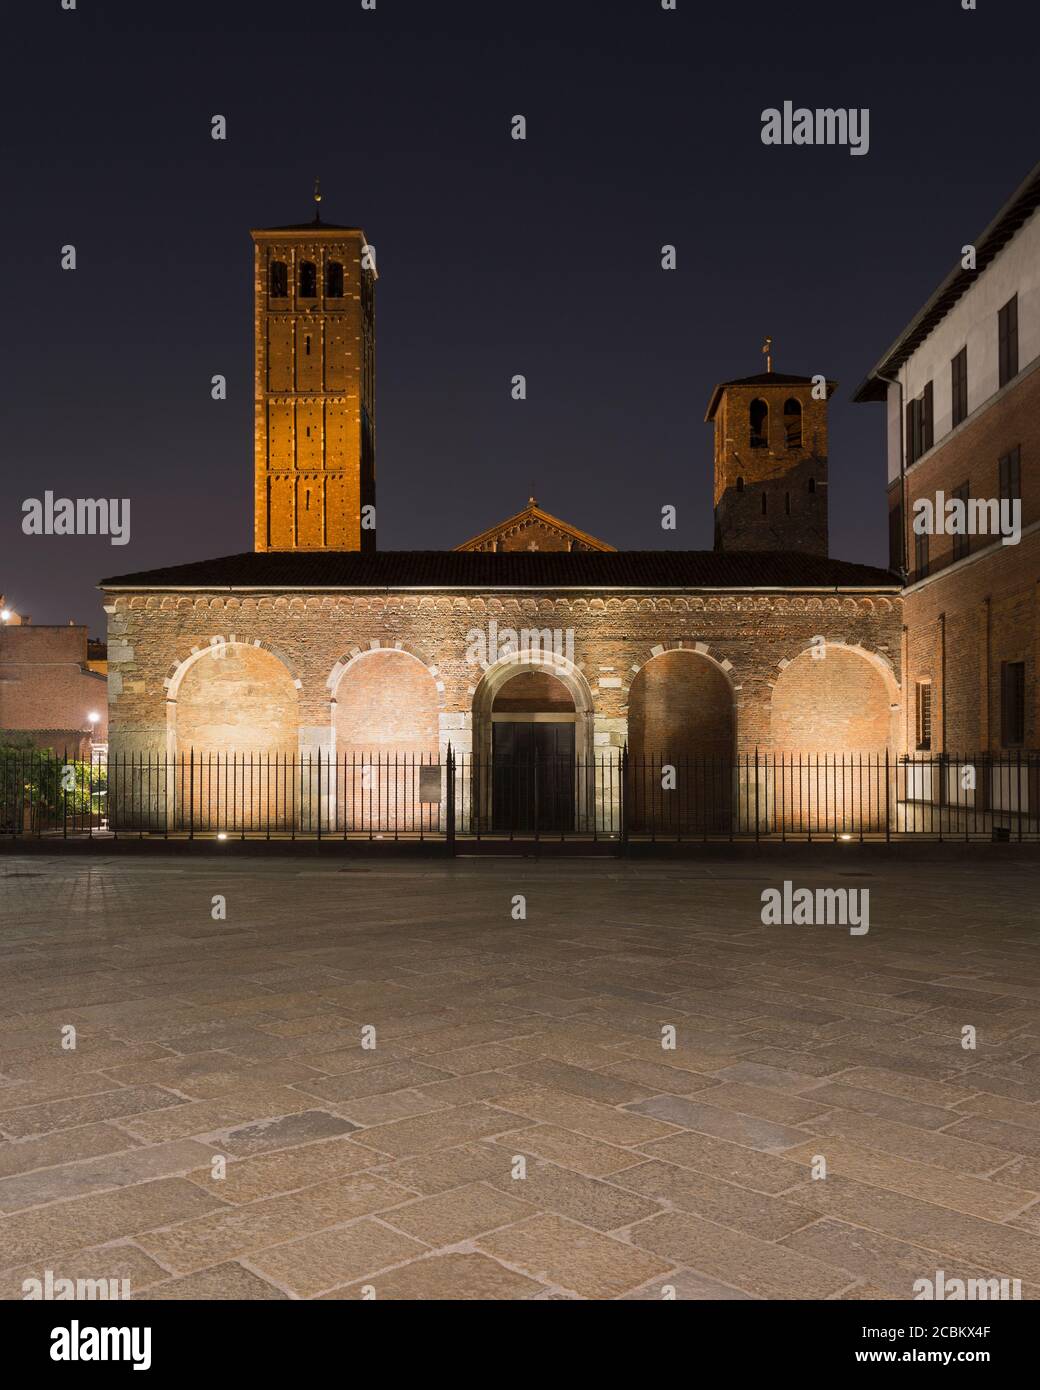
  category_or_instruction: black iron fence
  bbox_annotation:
[1,748,1038,845]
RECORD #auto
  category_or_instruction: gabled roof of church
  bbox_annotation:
[705,372,837,422]
[454,499,615,552]
[100,550,898,591]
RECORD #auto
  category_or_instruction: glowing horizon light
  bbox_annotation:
[217,831,228,841]
[840,833,853,841]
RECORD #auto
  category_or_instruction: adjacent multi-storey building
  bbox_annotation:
[855,159,1040,756]
[0,603,108,756]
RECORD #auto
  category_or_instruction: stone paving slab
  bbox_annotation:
[2,855,1040,1300]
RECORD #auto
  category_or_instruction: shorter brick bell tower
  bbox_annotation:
[707,365,833,556]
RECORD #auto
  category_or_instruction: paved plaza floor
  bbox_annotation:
[1,852,1039,1300]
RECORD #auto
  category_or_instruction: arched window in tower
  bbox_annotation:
[808,476,817,495]
[269,260,288,298]
[785,491,791,515]
[736,476,745,493]
[761,492,768,514]
[325,261,344,298]
[783,398,802,448]
[749,398,768,448]
[304,334,312,356]
[299,261,317,298]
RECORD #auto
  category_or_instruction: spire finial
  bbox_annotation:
[313,177,322,224]
[762,335,773,373]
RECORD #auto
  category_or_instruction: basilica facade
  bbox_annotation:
[100,211,902,832]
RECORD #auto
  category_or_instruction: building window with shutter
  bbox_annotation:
[999,446,1021,506]
[951,347,968,427]
[906,398,918,465]
[905,388,932,464]
[889,502,903,571]
[921,381,934,454]
[952,480,970,561]
[1001,661,1026,747]
[998,294,1019,388]
[325,261,344,297]
[914,527,929,581]
[916,681,932,751]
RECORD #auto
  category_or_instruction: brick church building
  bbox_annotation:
[100,207,904,834]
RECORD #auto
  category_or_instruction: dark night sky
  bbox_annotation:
[2,0,1037,633]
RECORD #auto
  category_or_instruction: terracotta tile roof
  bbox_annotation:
[100,550,898,591]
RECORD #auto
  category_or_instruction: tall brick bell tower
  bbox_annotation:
[252,186,376,551]
[707,356,833,556]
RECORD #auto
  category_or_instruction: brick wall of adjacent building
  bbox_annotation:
[0,624,108,746]
[897,359,1040,753]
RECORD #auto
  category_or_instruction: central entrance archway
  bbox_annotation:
[491,668,576,833]
[471,651,595,835]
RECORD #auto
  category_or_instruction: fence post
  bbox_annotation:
[446,744,456,856]
[754,747,760,843]
[189,748,195,840]
[884,748,891,843]
[619,745,628,856]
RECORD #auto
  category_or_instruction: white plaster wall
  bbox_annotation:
[884,205,1040,482]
